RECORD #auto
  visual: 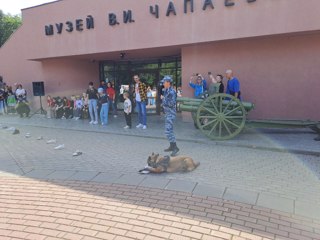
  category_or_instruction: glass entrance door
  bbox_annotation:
[99,57,181,115]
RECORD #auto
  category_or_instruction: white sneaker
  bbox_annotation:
[113,115,117,118]
[89,121,94,124]
[46,139,56,144]
[36,136,43,140]
[93,121,98,125]
[142,125,147,130]
[136,124,143,128]
[25,133,31,138]
[54,144,65,150]
[123,125,130,129]
[72,150,82,157]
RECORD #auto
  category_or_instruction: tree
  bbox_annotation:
[0,10,22,47]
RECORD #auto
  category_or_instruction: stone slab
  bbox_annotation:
[67,171,99,181]
[139,176,170,189]
[165,179,197,193]
[113,173,146,185]
[257,193,294,213]
[224,188,258,205]
[90,172,123,183]
[193,183,226,198]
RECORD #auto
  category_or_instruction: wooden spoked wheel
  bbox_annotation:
[196,94,246,140]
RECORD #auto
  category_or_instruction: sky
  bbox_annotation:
[0,0,57,15]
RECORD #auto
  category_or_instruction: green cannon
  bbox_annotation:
[177,93,320,141]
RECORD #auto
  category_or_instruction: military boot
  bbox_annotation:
[171,143,179,157]
[164,142,174,152]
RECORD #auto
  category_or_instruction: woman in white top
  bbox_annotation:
[15,84,26,99]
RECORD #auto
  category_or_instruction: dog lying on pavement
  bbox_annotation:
[139,153,200,174]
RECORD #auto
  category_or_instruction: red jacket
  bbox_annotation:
[107,87,115,100]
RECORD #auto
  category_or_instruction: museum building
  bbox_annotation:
[0,0,320,119]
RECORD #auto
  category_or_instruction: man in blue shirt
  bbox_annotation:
[226,69,241,99]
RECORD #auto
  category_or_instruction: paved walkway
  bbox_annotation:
[1,177,320,240]
[1,114,319,156]
[0,114,320,239]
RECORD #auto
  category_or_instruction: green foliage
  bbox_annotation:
[0,10,22,47]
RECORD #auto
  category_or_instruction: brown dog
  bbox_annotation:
[145,153,200,174]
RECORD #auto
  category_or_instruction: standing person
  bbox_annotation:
[86,82,99,124]
[98,88,109,126]
[3,85,9,114]
[225,69,241,99]
[208,73,225,95]
[0,76,3,89]
[133,74,147,129]
[99,80,107,92]
[123,92,132,129]
[147,86,153,106]
[161,76,179,156]
[74,96,83,120]
[106,82,117,117]
[189,74,207,98]
[0,86,4,115]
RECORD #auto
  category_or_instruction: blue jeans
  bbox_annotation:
[100,103,109,125]
[136,101,147,126]
[109,100,117,115]
[88,99,98,122]
[0,101,4,114]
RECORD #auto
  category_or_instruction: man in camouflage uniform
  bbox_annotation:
[161,76,179,156]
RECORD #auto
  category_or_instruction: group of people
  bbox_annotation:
[189,69,240,99]
[0,77,31,117]
[46,82,118,123]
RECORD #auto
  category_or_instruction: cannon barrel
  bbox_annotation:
[179,104,245,116]
[177,97,254,112]
[177,97,203,103]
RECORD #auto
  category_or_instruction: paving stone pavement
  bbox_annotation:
[1,114,320,239]
[0,177,320,240]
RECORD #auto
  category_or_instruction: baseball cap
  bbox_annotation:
[160,75,173,84]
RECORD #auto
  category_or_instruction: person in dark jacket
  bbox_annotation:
[208,73,225,95]
[98,88,109,126]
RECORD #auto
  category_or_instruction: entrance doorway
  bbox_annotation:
[99,57,181,115]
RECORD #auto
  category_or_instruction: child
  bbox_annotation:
[98,88,109,125]
[81,93,89,119]
[123,92,132,129]
[74,96,83,120]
